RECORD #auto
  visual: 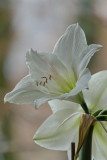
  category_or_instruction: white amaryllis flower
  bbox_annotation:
[4,23,102,108]
[34,71,107,160]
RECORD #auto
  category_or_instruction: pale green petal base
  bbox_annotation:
[92,122,107,160]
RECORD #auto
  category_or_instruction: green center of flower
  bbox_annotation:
[36,72,76,95]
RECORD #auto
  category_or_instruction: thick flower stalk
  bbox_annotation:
[4,23,102,108]
[33,71,107,160]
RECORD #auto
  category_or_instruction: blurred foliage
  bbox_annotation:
[0,0,15,160]
[77,0,102,74]
[4,153,14,160]
[0,154,5,160]
[0,0,13,87]
[78,15,99,44]
[78,0,99,44]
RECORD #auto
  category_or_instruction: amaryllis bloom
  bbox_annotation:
[4,23,102,108]
[34,71,107,160]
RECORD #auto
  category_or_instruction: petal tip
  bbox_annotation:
[4,94,9,103]
[34,100,40,109]
[98,44,103,48]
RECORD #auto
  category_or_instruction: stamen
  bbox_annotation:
[49,75,52,80]
[39,81,42,85]
[43,82,46,86]
[45,78,47,83]
[36,82,38,86]
[36,74,52,87]
[41,76,46,79]
[41,77,48,83]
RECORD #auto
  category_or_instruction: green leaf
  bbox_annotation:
[93,109,102,117]
[97,115,107,121]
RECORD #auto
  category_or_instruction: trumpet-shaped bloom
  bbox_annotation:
[34,71,107,160]
[4,23,102,108]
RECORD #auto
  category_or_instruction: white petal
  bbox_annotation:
[26,49,51,80]
[26,49,69,81]
[21,68,90,107]
[4,75,46,104]
[35,87,86,108]
[48,99,81,113]
[64,68,91,103]
[92,122,107,160]
[35,68,90,106]
[76,44,102,76]
[53,23,87,69]
[83,71,107,112]
[34,109,81,151]
[47,53,68,79]
[35,96,57,109]
[53,23,102,80]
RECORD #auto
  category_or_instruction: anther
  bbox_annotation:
[41,76,47,78]
[49,75,52,80]
[45,78,47,83]
[36,82,38,86]
[43,82,46,86]
[39,81,42,85]
[41,77,48,83]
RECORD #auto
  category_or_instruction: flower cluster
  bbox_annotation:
[4,23,107,160]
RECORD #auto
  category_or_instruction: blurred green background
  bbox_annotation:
[0,0,107,160]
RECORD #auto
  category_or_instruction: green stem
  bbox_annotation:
[81,102,89,114]
[79,126,94,160]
